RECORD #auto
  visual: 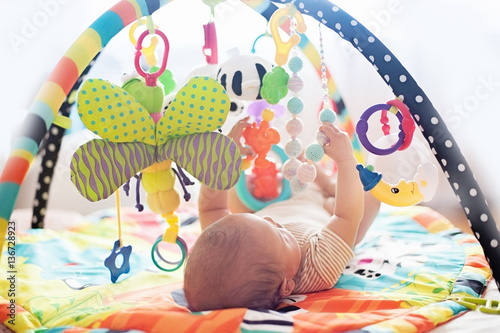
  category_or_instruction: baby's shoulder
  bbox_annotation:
[284,221,322,241]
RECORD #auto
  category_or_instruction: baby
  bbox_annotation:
[183,118,380,311]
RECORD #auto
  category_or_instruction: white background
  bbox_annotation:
[0,0,499,221]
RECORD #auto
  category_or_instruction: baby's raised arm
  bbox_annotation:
[198,118,253,230]
[319,122,364,248]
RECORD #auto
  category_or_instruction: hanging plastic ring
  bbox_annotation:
[129,18,158,47]
[386,98,415,151]
[151,235,187,272]
[135,28,170,86]
[251,32,271,54]
[356,99,414,156]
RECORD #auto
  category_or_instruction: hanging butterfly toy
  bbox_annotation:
[70,23,242,282]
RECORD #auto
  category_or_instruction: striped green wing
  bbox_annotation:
[158,132,242,190]
[156,76,230,144]
[70,139,155,201]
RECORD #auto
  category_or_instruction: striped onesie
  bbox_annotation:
[254,184,354,294]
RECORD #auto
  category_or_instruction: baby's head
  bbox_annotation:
[184,213,301,311]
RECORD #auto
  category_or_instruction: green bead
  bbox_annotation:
[287,97,304,115]
[305,143,324,162]
[319,108,337,123]
[288,56,303,73]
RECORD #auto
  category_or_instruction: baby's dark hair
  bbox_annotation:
[184,216,285,311]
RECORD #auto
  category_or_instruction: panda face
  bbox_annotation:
[162,92,176,113]
[228,99,246,116]
[217,54,273,101]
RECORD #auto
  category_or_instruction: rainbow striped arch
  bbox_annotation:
[0,0,499,291]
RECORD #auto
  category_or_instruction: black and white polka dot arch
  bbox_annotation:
[0,0,498,287]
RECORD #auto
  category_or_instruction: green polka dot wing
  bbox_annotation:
[77,78,156,145]
[156,76,231,142]
[71,76,242,202]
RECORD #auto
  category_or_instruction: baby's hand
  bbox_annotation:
[227,116,254,157]
[319,122,354,164]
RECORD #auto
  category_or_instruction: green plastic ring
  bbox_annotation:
[151,236,187,272]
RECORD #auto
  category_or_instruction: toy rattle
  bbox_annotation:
[235,144,291,211]
[356,99,438,207]
[234,106,291,211]
[356,98,415,155]
[239,108,282,202]
[242,108,281,169]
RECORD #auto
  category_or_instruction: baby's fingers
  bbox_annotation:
[318,123,342,141]
[227,117,250,140]
[227,116,255,157]
[234,116,251,131]
[239,145,255,157]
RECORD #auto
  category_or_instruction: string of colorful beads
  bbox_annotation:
[292,22,337,192]
[281,8,307,191]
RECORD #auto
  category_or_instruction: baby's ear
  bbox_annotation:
[279,278,295,297]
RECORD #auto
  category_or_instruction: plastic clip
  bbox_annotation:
[203,21,218,64]
[135,28,169,87]
[269,5,307,66]
[454,297,500,315]
[129,18,159,67]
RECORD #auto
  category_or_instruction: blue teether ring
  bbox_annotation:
[104,239,132,283]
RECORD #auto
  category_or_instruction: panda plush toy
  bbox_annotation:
[217,48,273,102]
[228,98,246,117]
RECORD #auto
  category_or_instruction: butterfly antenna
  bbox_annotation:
[177,165,195,186]
[172,168,191,201]
[123,179,131,196]
[134,174,144,212]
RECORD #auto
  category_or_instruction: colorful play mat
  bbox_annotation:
[0,205,492,332]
